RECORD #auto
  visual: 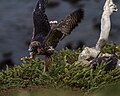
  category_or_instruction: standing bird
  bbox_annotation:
[28,0,84,71]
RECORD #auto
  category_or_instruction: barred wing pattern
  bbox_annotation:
[44,8,84,48]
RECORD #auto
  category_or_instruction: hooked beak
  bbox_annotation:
[28,48,33,52]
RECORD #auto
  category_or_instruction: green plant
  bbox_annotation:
[0,48,119,93]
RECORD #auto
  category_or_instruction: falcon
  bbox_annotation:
[28,0,84,71]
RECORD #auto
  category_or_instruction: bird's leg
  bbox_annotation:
[29,52,37,66]
[44,55,52,72]
[29,58,33,66]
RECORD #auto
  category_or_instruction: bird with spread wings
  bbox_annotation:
[28,0,84,71]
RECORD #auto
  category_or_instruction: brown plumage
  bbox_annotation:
[28,0,84,71]
[43,8,84,48]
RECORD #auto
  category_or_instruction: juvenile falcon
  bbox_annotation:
[28,0,84,71]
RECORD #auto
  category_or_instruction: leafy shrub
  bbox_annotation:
[0,48,120,92]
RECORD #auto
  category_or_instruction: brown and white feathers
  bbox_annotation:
[28,0,84,58]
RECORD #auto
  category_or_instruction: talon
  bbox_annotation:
[21,56,30,61]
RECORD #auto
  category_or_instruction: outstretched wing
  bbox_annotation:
[32,0,50,42]
[43,8,84,48]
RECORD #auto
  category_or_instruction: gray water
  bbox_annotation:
[0,0,120,64]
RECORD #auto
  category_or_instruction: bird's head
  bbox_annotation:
[28,41,41,59]
[28,41,55,59]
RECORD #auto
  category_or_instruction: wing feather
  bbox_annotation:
[32,0,50,42]
[43,8,84,48]
[57,8,84,36]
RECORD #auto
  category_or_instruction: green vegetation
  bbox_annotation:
[0,45,120,95]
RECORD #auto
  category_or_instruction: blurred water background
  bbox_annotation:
[0,0,119,65]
